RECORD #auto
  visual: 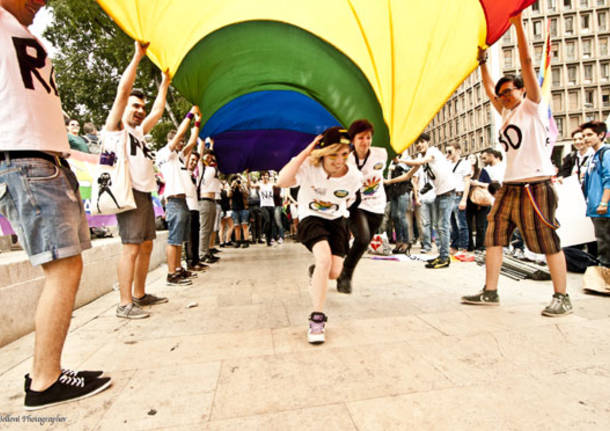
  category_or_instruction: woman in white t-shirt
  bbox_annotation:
[277,127,363,344]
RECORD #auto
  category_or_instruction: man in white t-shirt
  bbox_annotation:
[103,42,171,319]
[404,133,457,268]
[0,0,111,409]
[156,106,201,286]
[446,142,472,253]
[462,13,571,317]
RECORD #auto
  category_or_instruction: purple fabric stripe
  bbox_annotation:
[212,129,317,174]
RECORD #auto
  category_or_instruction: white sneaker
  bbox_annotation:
[307,312,327,344]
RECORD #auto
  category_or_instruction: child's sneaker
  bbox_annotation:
[307,312,327,344]
[461,288,500,306]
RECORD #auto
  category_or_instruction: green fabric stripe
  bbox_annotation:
[172,20,391,154]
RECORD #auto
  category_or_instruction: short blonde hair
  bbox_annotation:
[309,143,350,167]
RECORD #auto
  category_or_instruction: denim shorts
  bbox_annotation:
[165,197,190,246]
[116,189,156,244]
[0,156,91,265]
[231,209,249,225]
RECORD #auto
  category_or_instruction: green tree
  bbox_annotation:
[44,0,190,148]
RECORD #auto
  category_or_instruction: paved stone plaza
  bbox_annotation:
[1,241,609,430]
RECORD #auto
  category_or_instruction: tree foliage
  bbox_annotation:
[44,0,190,148]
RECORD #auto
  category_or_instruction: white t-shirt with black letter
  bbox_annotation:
[259,183,275,207]
[295,160,363,221]
[499,98,556,182]
[349,147,387,214]
[100,125,157,193]
[0,7,68,153]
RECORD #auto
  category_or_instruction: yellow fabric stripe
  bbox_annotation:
[96,0,488,153]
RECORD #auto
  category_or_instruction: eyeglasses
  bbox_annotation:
[497,87,518,97]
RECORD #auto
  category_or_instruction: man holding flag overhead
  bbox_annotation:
[461,12,572,317]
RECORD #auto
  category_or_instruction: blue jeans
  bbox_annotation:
[434,192,456,259]
[165,197,190,246]
[0,156,91,265]
[450,194,469,250]
[390,194,409,243]
[274,206,285,239]
[420,200,437,251]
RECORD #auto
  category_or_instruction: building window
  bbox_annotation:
[565,16,574,35]
[552,67,562,85]
[597,0,607,6]
[585,113,596,121]
[566,41,576,59]
[579,0,588,7]
[502,30,512,44]
[601,62,609,81]
[600,37,609,56]
[503,49,513,68]
[550,18,558,37]
[584,63,593,82]
[533,0,540,11]
[569,91,579,109]
[555,117,564,137]
[553,93,564,110]
[534,20,543,39]
[567,65,578,83]
[598,11,608,31]
[602,88,610,106]
[581,14,591,33]
[583,39,592,58]
[548,0,557,10]
[585,89,595,107]
[564,0,573,8]
[535,45,543,62]
[569,115,581,132]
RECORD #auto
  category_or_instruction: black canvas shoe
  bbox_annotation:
[24,369,104,391]
[24,374,111,411]
[336,267,353,294]
[176,267,198,279]
[204,254,220,263]
[241,241,250,248]
[166,273,192,286]
[461,288,500,306]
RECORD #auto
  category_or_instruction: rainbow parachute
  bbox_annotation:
[97,0,535,173]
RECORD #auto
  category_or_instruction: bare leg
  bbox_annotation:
[167,244,179,274]
[484,246,503,291]
[329,255,344,280]
[133,240,153,298]
[546,251,567,294]
[209,231,217,249]
[311,241,332,311]
[118,243,140,306]
[30,255,83,391]
[242,223,250,241]
[234,225,242,242]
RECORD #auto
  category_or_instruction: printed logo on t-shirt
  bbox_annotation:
[373,162,384,170]
[498,125,522,152]
[309,199,339,212]
[333,190,349,198]
[260,190,273,200]
[362,177,381,196]
[129,132,155,160]
[12,37,58,96]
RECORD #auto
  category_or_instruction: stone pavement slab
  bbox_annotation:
[1,241,609,430]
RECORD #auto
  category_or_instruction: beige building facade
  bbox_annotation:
[418,0,610,162]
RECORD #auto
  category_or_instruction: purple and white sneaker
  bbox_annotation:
[307,312,327,344]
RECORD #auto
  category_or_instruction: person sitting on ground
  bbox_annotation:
[277,127,363,344]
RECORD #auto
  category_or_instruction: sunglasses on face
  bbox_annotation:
[497,87,518,97]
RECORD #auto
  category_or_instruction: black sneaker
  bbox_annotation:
[176,267,198,279]
[24,374,112,411]
[210,248,221,254]
[220,242,226,248]
[461,288,500,306]
[336,273,352,294]
[132,293,169,306]
[241,242,250,248]
[233,241,241,248]
[166,273,192,286]
[427,257,450,269]
[24,369,104,391]
[424,256,442,268]
[204,254,220,263]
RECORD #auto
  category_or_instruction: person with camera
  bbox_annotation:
[404,133,457,269]
[385,153,412,253]
[461,13,572,317]
[228,173,251,248]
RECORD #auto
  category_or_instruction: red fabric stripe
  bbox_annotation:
[479,0,537,45]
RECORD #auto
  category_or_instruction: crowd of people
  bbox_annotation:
[1,1,608,412]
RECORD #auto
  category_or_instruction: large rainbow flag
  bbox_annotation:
[97,0,536,173]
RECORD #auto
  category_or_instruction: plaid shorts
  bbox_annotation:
[485,180,561,255]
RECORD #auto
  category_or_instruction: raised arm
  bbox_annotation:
[511,13,541,103]
[478,47,504,114]
[277,135,321,188]
[141,69,171,134]
[170,106,199,152]
[105,42,148,131]
[181,119,200,160]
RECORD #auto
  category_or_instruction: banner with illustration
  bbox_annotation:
[0,150,164,236]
